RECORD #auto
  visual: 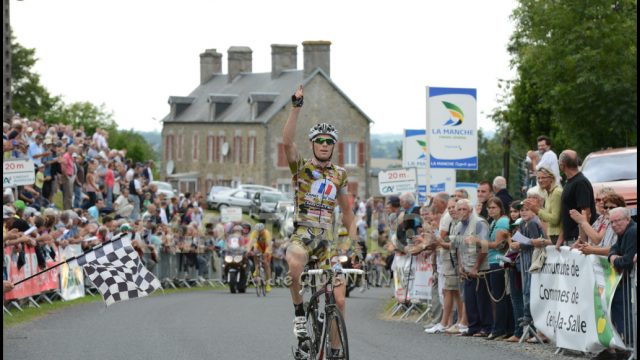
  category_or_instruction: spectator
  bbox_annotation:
[493,176,513,213]
[59,145,77,210]
[485,197,513,340]
[527,135,561,186]
[87,198,105,221]
[395,192,422,253]
[452,199,491,337]
[454,188,469,201]
[573,193,626,256]
[476,181,493,220]
[525,166,562,243]
[114,187,134,219]
[607,207,636,359]
[557,150,597,249]
[27,134,49,166]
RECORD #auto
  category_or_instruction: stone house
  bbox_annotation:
[161,41,372,198]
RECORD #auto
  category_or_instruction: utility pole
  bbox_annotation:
[3,0,12,123]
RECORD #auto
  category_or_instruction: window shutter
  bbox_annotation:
[338,143,344,166]
[358,142,365,167]
[253,137,257,165]
[278,143,286,167]
[239,136,243,164]
[246,137,250,164]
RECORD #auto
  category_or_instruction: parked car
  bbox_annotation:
[207,186,232,209]
[150,181,177,199]
[581,147,637,217]
[238,184,279,192]
[207,188,255,212]
[249,191,290,221]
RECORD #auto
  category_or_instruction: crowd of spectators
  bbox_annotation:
[372,136,635,360]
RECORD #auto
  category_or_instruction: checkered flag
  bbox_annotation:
[69,233,162,306]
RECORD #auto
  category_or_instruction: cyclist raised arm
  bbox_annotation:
[283,84,358,342]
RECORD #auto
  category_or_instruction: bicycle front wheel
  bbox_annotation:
[323,306,349,360]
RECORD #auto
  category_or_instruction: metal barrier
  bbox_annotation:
[619,262,637,359]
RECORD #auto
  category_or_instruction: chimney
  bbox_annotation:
[271,44,297,79]
[227,46,252,83]
[303,40,331,78]
[199,49,222,85]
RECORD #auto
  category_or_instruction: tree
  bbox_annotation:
[107,128,157,165]
[502,0,637,156]
[11,36,61,119]
[46,101,116,135]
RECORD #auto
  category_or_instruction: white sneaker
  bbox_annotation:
[458,325,469,334]
[425,323,446,334]
[293,316,308,339]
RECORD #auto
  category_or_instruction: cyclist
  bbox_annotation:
[283,85,359,354]
[249,222,273,292]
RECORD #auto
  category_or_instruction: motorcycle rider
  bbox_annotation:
[249,222,273,293]
[283,85,359,357]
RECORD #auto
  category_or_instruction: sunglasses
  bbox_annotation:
[313,137,335,145]
[603,206,617,210]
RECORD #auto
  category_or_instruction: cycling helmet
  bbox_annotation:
[337,227,349,236]
[308,123,338,141]
[232,224,243,233]
[254,223,265,232]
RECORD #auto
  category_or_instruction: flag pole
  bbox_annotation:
[11,233,129,287]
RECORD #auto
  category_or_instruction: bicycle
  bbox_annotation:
[252,252,267,297]
[293,255,364,360]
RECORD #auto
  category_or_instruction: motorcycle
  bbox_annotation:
[222,235,249,294]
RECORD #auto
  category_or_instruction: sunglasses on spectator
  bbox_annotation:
[595,198,603,202]
[603,205,617,210]
[313,137,335,145]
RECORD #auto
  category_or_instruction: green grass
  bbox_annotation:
[2,284,226,328]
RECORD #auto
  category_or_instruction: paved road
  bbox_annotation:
[4,287,547,360]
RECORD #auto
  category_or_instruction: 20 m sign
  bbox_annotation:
[378,168,417,196]
[3,159,36,188]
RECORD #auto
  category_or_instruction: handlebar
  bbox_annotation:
[306,268,364,276]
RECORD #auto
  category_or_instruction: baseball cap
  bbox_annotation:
[386,195,400,207]
[14,200,26,211]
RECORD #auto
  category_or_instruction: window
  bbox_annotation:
[344,142,357,166]
[192,133,199,161]
[207,135,216,163]
[218,135,226,163]
[277,183,290,193]
[247,136,256,165]
[234,135,242,164]
[177,134,183,160]
[165,135,174,161]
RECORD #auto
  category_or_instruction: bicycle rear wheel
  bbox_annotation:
[323,305,349,360]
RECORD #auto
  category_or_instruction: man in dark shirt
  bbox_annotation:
[476,181,493,220]
[557,150,596,249]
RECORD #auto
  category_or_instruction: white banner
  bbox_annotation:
[426,87,478,170]
[220,207,243,223]
[59,244,85,301]
[408,252,433,302]
[392,254,412,303]
[531,246,625,353]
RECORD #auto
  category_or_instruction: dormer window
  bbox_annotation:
[168,96,195,120]
[248,92,278,120]
[207,94,237,121]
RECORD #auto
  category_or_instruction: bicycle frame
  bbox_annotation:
[298,264,363,360]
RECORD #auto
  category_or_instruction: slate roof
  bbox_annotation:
[162,69,373,125]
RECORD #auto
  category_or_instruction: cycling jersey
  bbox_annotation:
[288,156,350,266]
[249,230,272,254]
[289,157,348,230]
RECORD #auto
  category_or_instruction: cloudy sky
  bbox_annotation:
[11,0,518,134]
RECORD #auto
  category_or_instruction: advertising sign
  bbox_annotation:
[426,87,478,169]
[378,168,417,196]
[3,159,36,187]
[220,207,243,222]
